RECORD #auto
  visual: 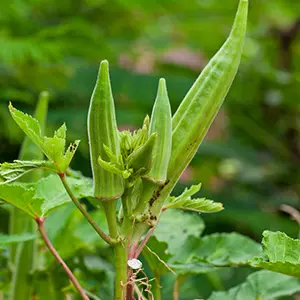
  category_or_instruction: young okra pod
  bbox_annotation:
[88,60,124,200]
[168,0,248,187]
[134,79,172,215]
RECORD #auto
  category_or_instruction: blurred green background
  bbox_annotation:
[0,0,300,298]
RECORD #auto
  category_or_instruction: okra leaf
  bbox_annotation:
[142,236,174,276]
[208,270,300,300]
[9,103,80,173]
[193,232,262,266]
[170,233,261,276]
[164,183,223,213]
[0,160,55,184]
[249,231,300,277]
[0,184,43,218]
[0,233,36,249]
[0,174,92,218]
[154,209,205,257]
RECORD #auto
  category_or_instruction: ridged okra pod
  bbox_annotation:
[88,60,124,200]
[168,0,248,184]
[149,0,248,217]
[148,78,172,182]
[134,79,172,215]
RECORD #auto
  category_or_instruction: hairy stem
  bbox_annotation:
[35,218,89,300]
[59,173,115,245]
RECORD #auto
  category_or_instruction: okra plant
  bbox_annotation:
[1,0,300,299]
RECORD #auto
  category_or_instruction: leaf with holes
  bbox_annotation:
[9,103,80,173]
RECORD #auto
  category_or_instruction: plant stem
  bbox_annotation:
[59,173,115,245]
[114,243,127,300]
[35,218,89,300]
[153,274,161,300]
[101,201,128,300]
[135,227,154,258]
[173,278,180,300]
[173,276,186,300]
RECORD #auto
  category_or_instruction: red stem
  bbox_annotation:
[135,227,155,258]
[36,218,89,300]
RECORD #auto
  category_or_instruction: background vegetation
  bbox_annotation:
[0,0,299,298]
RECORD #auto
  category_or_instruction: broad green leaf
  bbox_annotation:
[170,260,218,276]
[44,204,108,266]
[0,174,93,218]
[0,184,43,218]
[208,270,300,300]
[142,236,173,276]
[249,231,300,277]
[9,103,80,173]
[0,160,55,184]
[164,183,223,213]
[194,232,262,266]
[0,233,36,249]
[169,233,261,276]
[154,209,205,258]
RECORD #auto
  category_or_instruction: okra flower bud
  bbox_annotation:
[87,60,124,200]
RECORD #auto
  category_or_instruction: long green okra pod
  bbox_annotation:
[134,79,172,216]
[87,61,126,299]
[10,92,49,300]
[88,60,124,200]
[150,0,248,216]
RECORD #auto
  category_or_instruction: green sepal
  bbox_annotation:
[126,132,157,176]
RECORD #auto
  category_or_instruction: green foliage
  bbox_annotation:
[1,0,300,299]
[164,183,223,213]
[0,160,54,183]
[0,174,92,218]
[208,270,300,300]
[0,234,36,249]
[9,104,79,173]
[249,231,300,277]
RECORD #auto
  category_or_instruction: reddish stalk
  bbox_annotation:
[135,227,155,258]
[35,218,89,300]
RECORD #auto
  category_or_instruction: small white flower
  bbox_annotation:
[127,258,142,270]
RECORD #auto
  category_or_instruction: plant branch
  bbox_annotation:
[59,173,115,245]
[35,217,89,300]
[135,227,155,258]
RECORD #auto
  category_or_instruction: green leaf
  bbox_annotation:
[0,174,93,218]
[194,232,262,266]
[9,103,80,173]
[169,232,261,276]
[153,209,205,258]
[208,270,300,300]
[0,184,43,218]
[0,160,55,184]
[164,183,223,213]
[0,233,36,249]
[142,236,174,276]
[249,231,300,277]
